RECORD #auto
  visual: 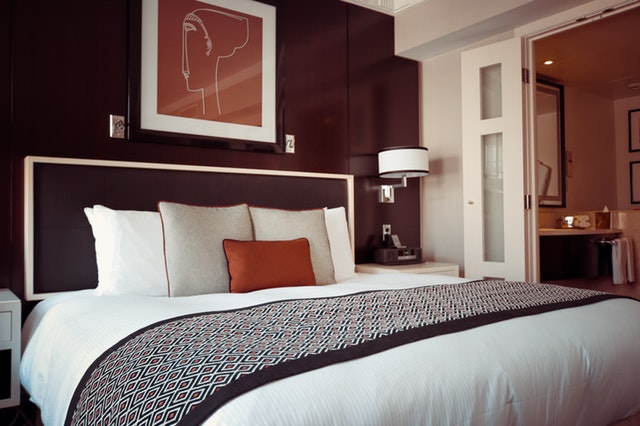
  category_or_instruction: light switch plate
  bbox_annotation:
[109,115,126,139]
[285,134,295,153]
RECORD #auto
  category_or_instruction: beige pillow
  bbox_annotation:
[158,202,253,296]
[249,206,336,285]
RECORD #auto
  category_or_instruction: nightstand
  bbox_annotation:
[0,289,20,409]
[356,261,460,277]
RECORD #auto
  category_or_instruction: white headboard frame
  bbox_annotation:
[24,155,355,300]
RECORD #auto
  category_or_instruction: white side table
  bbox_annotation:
[0,289,20,408]
[356,261,460,277]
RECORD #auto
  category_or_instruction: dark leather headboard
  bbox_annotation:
[24,156,354,300]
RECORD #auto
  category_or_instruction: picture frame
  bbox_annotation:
[628,108,640,152]
[128,0,283,152]
[630,161,640,204]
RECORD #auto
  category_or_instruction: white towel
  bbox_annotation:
[612,237,635,284]
[612,239,625,284]
[625,238,635,283]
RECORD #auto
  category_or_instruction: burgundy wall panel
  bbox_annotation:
[7,0,419,298]
[347,6,421,262]
[1,0,10,291]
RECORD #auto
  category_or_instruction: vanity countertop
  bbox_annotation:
[538,228,622,236]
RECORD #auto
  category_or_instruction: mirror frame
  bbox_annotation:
[536,79,566,207]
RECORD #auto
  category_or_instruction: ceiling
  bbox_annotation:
[341,0,425,15]
[534,5,640,101]
[344,0,640,101]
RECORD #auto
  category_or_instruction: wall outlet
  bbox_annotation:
[382,224,391,236]
[285,134,295,153]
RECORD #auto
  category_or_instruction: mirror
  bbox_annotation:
[536,79,565,207]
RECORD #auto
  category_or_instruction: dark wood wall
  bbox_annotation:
[1,0,10,298]
[4,0,420,299]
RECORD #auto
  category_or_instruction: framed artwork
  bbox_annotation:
[629,108,640,152]
[631,161,640,203]
[128,0,282,152]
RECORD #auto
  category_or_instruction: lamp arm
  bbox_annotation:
[389,176,408,188]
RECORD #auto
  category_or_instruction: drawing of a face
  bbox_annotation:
[181,9,250,118]
[182,14,213,91]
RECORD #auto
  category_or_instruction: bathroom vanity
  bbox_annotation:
[539,228,621,281]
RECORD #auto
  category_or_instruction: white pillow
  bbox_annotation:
[84,207,110,286]
[84,205,168,296]
[324,207,356,282]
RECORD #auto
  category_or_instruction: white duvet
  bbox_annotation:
[21,273,640,426]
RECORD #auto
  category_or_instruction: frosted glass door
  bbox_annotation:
[461,38,527,281]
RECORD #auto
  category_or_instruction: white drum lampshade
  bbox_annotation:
[377,146,429,203]
[378,146,429,178]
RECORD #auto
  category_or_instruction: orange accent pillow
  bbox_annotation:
[223,238,317,293]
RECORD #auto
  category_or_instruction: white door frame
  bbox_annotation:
[518,0,640,282]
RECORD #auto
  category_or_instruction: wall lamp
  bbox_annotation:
[377,146,429,203]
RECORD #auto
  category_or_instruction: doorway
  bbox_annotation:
[532,4,640,216]
[527,3,640,282]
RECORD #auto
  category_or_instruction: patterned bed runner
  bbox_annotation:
[65,281,620,426]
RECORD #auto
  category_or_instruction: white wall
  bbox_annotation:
[420,53,465,271]
[615,95,640,210]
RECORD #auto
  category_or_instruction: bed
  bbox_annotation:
[20,156,640,426]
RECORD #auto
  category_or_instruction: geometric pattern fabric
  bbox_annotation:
[66,281,614,426]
